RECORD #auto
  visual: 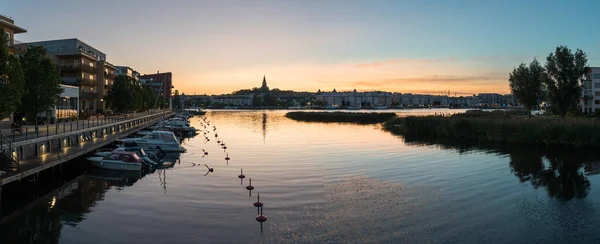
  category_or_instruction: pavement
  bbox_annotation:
[0,114,164,185]
[0,110,170,143]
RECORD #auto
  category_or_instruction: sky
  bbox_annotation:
[4,0,600,95]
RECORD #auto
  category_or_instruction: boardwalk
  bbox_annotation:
[0,110,173,187]
[0,110,170,143]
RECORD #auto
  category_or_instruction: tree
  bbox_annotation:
[19,45,63,125]
[172,90,181,109]
[543,46,588,118]
[0,30,25,119]
[508,59,544,117]
[105,75,139,113]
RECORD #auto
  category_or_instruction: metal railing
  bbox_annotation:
[5,110,171,144]
[0,130,19,168]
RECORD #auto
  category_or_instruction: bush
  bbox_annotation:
[384,112,600,146]
[285,111,396,124]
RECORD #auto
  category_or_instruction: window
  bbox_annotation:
[595,82,600,89]
[594,74,600,79]
[81,58,85,64]
[596,100,600,105]
[105,79,109,85]
[596,91,600,96]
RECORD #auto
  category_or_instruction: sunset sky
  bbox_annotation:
[5,0,600,95]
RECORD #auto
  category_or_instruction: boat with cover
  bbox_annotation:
[87,151,144,171]
[117,131,185,152]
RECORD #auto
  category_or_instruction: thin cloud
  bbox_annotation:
[350,74,507,87]
[471,55,537,62]
[354,58,459,68]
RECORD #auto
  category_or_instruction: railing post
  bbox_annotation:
[46,124,49,137]
[25,127,28,140]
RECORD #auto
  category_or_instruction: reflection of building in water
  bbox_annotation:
[584,162,600,175]
[0,173,141,243]
[262,112,267,143]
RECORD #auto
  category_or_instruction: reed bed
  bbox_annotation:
[285,111,397,124]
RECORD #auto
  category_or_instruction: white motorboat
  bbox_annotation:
[373,105,388,109]
[87,151,143,171]
[347,106,361,110]
[117,131,185,152]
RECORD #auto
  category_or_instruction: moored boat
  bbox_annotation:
[87,151,143,171]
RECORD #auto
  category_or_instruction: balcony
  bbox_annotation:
[78,78,97,87]
[80,91,98,99]
[105,72,117,80]
[58,64,97,73]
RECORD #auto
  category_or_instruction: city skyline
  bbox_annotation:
[5,0,600,95]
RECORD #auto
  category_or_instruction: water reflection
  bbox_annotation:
[401,135,595,200]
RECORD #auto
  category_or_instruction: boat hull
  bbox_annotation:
[87,157,143,171]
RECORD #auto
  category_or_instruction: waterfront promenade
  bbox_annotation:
[0,110,171,143]
[0,110,174,189]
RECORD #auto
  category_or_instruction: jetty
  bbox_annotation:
[0,110,175,200]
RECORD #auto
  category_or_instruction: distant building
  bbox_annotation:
[18,38,113,113]
[210,95,253,106]
[478,93,502,106]
[1,15,27,55]
[140,72,173,99]
[115,66,139,81]
[581,67,600,114]
[259,75,270,93]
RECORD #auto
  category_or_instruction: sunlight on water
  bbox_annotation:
[2,109,600,244]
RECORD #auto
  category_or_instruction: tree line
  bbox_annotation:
[509,46,588,118]
[104,75,166,113]
[0,31,63,126]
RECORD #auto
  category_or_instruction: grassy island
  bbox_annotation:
[383,111,600,146]
[285,111,396,124]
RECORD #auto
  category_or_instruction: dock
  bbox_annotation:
[0,110,175,195]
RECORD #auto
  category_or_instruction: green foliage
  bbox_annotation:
[543,46,588,118]
[0,31,25,118]
[384,111,600,146]
[509,59,544,115]
[285,111,396,124]
[18,45,63,124]
[105,75,157,113]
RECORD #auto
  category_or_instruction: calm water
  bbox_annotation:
[2,109,600,243]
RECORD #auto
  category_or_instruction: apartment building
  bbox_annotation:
[97,61,117,112]
[581,67,600,114]
[0,15,27,55]
[115,66,140,81]
[19,39,112,114]
[139,72,173,99]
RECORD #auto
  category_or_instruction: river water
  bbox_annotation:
[2,109,600,243]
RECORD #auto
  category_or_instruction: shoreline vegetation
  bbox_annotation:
[285,111,396,124]
[383,110,600,147]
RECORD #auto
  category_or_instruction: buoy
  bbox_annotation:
[246,178,254,190]
[238,168,245,179]
[253,192,263,207]
[255,207,267,222]
[225,153,230,160]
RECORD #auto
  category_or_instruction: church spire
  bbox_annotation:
[260,75,269,93]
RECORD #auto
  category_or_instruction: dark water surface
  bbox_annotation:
[2,109,600,243]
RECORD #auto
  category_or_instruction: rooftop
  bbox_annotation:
[0,14,26,33]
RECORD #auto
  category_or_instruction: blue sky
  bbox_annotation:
[4,0,599,94]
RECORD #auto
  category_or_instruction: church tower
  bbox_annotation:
[260,75,270,93]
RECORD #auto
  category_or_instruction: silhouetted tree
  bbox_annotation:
[18,45,63,125]
[509,59,544,117]
[543,46,588,118]
[0,30,24,119]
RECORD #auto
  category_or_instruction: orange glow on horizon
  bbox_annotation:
[171,58,512,96]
